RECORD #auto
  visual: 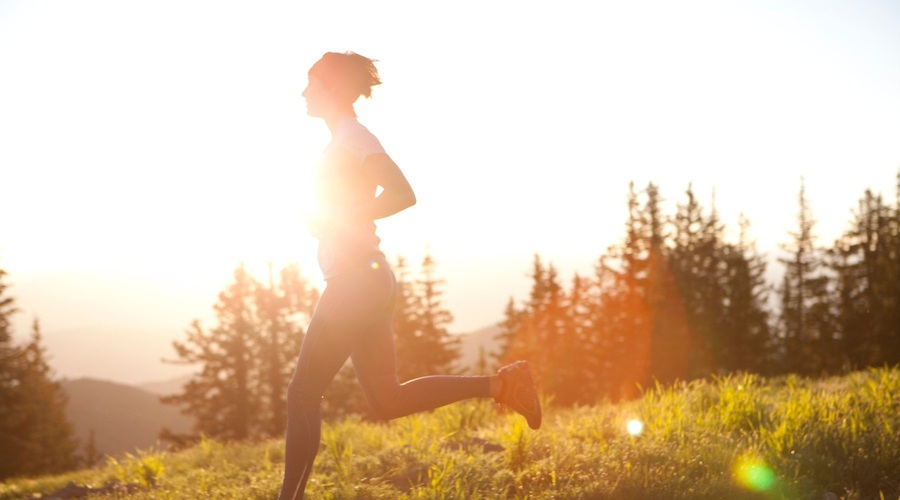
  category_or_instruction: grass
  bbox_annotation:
[2,367,899,499]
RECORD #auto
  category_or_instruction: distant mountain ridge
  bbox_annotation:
[137,375,193,397]
[455,324,503,373]
[63,378,193,459]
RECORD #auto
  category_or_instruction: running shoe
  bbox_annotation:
[495,361,542,430]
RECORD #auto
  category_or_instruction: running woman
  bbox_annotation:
[279,51,541,500]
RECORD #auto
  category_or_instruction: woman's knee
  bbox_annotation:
[361,377,404,420]
[287,376,324,410]
[367,398,403,421]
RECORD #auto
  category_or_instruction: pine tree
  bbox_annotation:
[255,264,318,438]
[777,179,834,374]
[82,429,103,468]
[642,183,691,384]
[833,190,883,367]
[669,185,726,377]
[883,173,900,363]
[12,319,79,476]
[0,268,20,478]
[164,265,259,440]
[554,273,596,405]
[496,296,524,365]
[392,250,460,381]
[831,178,900,368]
[586,183,658,399]
[593,253,651,400]
[722,215,772,373]
[0,269,15,347]
[500,254,566,389]
[391,255,423,381]
[412,249,460,375]
[163,264,320,440]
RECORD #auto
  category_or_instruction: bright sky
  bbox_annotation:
[1,0,898,383]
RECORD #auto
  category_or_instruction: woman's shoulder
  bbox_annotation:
[333,118,385,163]
[334,117,378,141]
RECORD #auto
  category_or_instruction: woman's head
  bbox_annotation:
[303,52,381,118]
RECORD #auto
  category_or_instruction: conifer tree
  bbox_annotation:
[12,319,79,476]
[615,183,654,394]
[255,264,318,438]
[164,264,317,440]
[865,178,900,364]
[496,296,524,365]
[585,183,661,399]
[777,179,834,374]
[593,253,651,400]
[412,249,460,375]
[533,259,566,389]
[0,311,78,479]
[164,267,258,440]
[669,186,726,377]
[882,174,900,363]
[391,255,423,381]
[82,429,102,468]
[0,268,20,478]
[830,232,867,368]
[500,254,566,388]
[642,183,691,384]
[720,215,772,373]
[392,250,460,381]
[831,179,900,368]
[554,273,596,405]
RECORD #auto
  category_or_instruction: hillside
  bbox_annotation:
[63,378,193,458]
[5,368,896,499]
[136,375,192,397]
[454,323,503,373]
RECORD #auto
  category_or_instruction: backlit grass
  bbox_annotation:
[2,367,898,499]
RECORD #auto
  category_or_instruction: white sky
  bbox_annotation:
[1,0,898,383]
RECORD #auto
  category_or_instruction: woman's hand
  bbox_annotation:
[306,153,415,237]
[362,153,416,220]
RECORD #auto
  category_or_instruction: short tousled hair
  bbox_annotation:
[309,52,382,103]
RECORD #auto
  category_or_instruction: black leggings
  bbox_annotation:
[278,254,491,499]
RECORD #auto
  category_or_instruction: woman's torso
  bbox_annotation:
[314,118,385,279]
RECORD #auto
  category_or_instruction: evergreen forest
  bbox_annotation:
[1,175,899,481]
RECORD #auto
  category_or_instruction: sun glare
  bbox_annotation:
[733,454,776,492]
[626,419,644,437]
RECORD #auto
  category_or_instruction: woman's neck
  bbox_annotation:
[324,107,357,135]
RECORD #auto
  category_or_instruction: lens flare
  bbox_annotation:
[626,419,644,437]
[733,455,776,492]
[369,261,380,270]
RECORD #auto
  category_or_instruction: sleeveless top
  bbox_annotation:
[313,117,386,279]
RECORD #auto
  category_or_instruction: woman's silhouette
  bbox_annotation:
[279,51,541,500]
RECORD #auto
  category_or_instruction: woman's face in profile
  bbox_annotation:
[301,75,331,118]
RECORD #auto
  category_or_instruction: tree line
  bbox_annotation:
[500,175,900,405]
[1,172,897,475]
[164,174,900,441]
[161,250,460,443]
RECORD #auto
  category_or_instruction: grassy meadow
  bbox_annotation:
[2,367,898,500]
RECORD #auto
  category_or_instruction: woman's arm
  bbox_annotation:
[357,153,416,220]
[306,153,415,235]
